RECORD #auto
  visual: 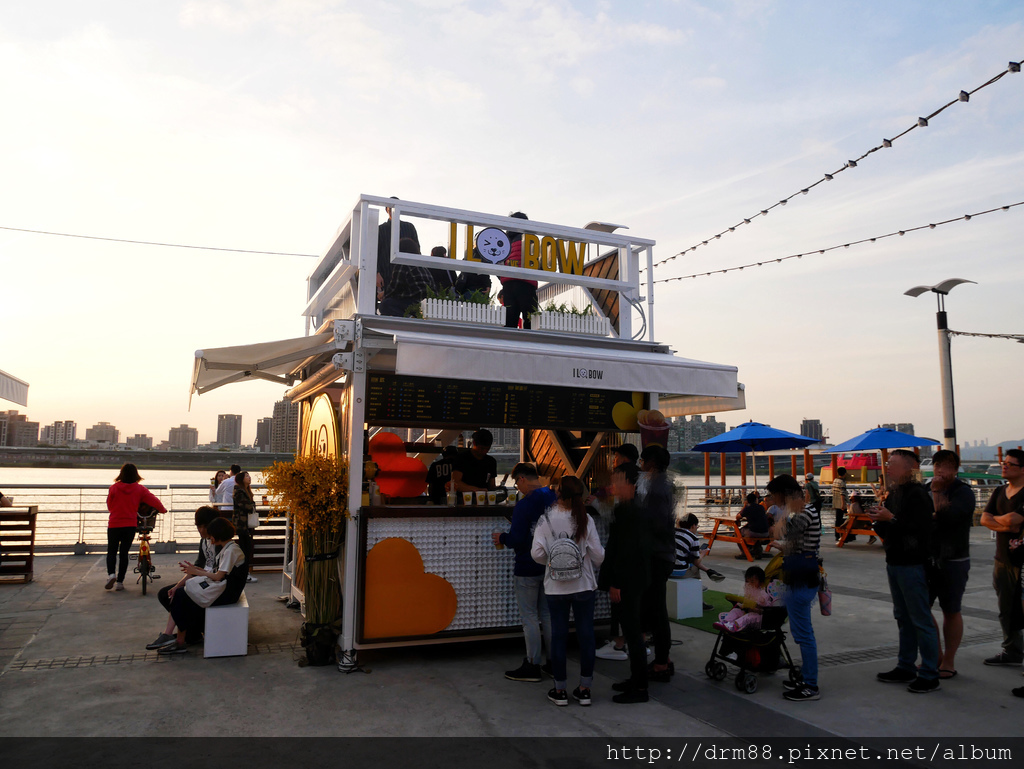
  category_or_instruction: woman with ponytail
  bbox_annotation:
[531,475,605,707]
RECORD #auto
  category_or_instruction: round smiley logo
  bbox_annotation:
[475,227,511,263]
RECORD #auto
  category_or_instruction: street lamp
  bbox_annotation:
[904,278,976,451]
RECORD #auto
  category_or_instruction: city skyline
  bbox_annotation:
[2,4,1022,447]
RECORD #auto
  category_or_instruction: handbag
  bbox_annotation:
[184,573,227,608]
[817,570,832,616]
[247,511,260,530]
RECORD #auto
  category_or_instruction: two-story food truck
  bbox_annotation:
[190,195,743,669]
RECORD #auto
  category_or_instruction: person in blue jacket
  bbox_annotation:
[492,462,557,682]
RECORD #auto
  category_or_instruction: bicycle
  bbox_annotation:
[130,507,161,595]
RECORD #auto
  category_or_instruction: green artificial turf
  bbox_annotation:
[669,590,732,634]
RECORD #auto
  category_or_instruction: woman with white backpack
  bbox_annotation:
[531,475,605,707]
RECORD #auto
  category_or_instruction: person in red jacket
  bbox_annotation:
[500,211,538,329]
[105,463,166,591]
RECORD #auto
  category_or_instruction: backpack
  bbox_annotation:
[547,533,584,582]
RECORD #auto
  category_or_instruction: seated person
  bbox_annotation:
[451,429,497,494]
[713,566,780,633]
[147,505,219,650]
[735,492,770,558]
[156,517,247,656]
[454,248,493,300]
[848,490,877,544]
[673,513,724,582]
[378,237,436,317]
[427,246,457,292]
[426,446,458,504]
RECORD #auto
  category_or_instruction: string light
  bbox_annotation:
[651,201,1023,284]
[949,330,1024,343]
[0,224,318,257]
[645,59,1022,271]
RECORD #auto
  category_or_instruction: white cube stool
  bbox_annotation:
[204,592,249,658]
[666,578,703,620]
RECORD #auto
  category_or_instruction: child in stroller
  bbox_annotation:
[713,566,779,633]
[704,564,798,693]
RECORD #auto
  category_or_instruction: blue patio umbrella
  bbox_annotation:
[822,428,940,455]
[691,421,819,487]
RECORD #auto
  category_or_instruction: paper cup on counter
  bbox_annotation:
[462,491,473,506]
[476,491,488,506]
[487,491,497,505]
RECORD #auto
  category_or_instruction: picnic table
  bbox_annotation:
[835,511,882,548]
[702,516,770,562]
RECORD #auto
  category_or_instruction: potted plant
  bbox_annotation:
[409,286,507,325]
[263,453,349,666]
[530,302,611,336]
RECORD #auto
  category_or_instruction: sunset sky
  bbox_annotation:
[2,1,1021,447]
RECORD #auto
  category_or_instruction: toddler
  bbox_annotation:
[713,566,778,633]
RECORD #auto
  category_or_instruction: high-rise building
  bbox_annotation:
[10,419,40,446]
[255,418,273,452]
[671,414,727,452]
[0,410,27,446]
[217,414,243,447]
[882,422,915,435]
[800,419,824,442]
[127,434,153,450]
[85,421,119,444]
[41,420,77,445]
[168,424,199,450]
[271,399,301,454]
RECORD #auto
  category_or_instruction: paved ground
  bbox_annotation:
[1,528,1022,738]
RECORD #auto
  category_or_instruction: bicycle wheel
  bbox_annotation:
[140,560,149,595]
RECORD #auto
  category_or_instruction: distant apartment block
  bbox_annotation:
[255,418,273,452]
[670,414,727,452]
[800,419,824,442]
[881,422,915,435]
[0,410,28,446]
[86,421,120,444]
[127,434,153,450]
[9,419,40,447]
[41,420,77,445]
[217,414,243,447]
[168,424,199,451]
[271,399,301,454]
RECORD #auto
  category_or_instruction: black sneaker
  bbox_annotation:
[783,684,820,701]
[907,677,940,694]
[782,679,805,692]
[984,651,1024,666]
[157,643,187,656]
[702,602,713,611]
[572,686,591,706]
[612,679,635,692]
[612,688,649,704]
[706,569,726,583]
[145,633,177,650]
[877,667,917,683]
[505,658,543,682]
[547,688,568,706]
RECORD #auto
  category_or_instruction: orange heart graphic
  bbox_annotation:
[363,538,457,639]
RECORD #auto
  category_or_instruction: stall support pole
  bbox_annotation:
[740,452,747,489]
[790,455,798,478]
[768,456,775,479]
[803,449,812,477]
[704,453,711,488]
[719,453,726,501]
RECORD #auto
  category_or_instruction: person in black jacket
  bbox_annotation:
[926,449,976,679]
[638,444,676,683]
[868,449,939,693]
[601,463,653,703]
[376,197,421,311]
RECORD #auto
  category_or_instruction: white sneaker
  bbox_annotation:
[595,641,629,661]
[246,575,258,583]
[104,575,116,590]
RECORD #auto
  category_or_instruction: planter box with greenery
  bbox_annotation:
[412,288,506,326]
[530,303,611,336]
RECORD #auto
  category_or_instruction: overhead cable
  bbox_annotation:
[645,59,1022,271]
[652,201,1023,283]
[948,330,1024,343]
[0,225,318,257]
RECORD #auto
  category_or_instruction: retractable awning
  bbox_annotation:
[190,329,341,400]
[0,369,29,407]
[387,329,738,397]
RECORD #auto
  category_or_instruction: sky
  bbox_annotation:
[1,0,1022,448]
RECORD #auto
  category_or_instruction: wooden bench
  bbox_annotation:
[835,512,883,548]
[204,592,249,658]
[0,507,37,584]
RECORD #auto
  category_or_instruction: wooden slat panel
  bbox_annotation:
[583,252,620,333]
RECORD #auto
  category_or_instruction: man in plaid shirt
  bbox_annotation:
[378,237,436,317]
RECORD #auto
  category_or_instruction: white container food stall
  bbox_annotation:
[190,195,744,670]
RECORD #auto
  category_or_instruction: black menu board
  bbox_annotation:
[366,373,644,431]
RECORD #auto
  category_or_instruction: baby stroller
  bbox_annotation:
[704,605,799,693]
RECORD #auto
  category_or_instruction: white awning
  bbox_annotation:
[0,369,29,407]
[190,330,340,400]
[658,385,746,417]
[389,329,737,397]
